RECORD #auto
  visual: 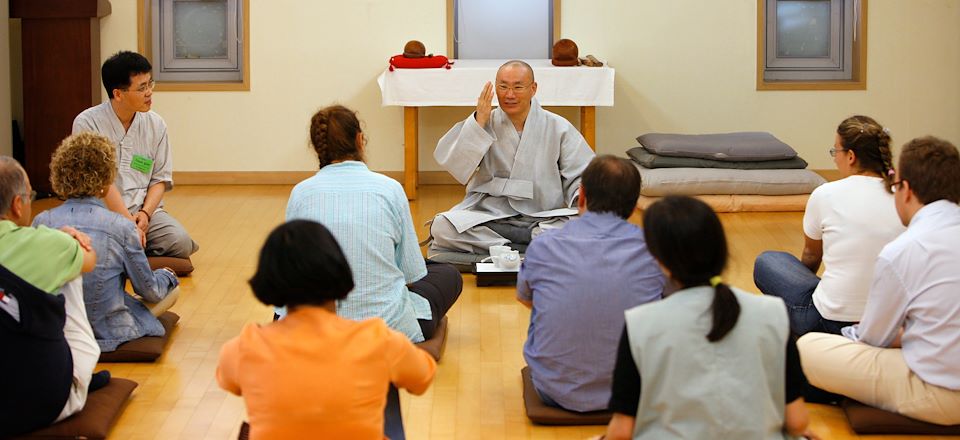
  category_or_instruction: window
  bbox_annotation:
[757,0,867,90]
[138,0,250,91]
[447,0,560,59]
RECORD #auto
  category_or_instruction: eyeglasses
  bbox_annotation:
[19,189,35,203]
[496,83,533,93]
[828,147,847,158]
[890,180,905,193]
[125,79,156,93]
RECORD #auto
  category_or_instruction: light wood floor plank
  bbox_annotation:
[30,185,958,439]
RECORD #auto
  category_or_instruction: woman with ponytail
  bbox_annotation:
[280,105,462,346]
[754,115,905,337]
[599,196,816,440]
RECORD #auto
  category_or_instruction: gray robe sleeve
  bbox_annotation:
[72,112,96,135]
[557,126,595,207]
[434,113,497,185]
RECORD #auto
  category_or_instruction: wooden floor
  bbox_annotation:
[33,185,956,439]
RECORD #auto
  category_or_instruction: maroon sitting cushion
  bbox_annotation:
[14,378,138,440]
[98,312,179,363]
[414,316,448,362]
[521,366,612,425]
[842,399,960,435]
[146,256,194,276]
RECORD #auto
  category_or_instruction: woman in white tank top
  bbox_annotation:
[754,115,905,337]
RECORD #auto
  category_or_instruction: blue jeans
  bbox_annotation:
[753,251,855,337]
[384,384,405,440]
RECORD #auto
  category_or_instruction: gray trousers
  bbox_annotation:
[145,209,198,258]
[429,214,571,255]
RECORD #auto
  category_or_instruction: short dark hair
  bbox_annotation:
[643,196,740,342]
[249,220,355,308]
[898,136,960,204]
[102,51,152,99]
[582,155,641,219]
[0,156,28,218]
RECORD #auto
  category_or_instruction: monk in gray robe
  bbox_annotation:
[430,60,595,255]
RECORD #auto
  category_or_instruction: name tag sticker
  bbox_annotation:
[131,155,154,174]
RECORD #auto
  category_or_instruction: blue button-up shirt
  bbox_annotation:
[518,211,665,411]
[282,161,430,342]
[33,198,178,351]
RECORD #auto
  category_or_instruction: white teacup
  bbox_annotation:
[488,245,512,258]
[482,249,521,270]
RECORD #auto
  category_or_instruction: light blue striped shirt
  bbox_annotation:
[279,161,430,342]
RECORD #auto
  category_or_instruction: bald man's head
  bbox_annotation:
[497,60,535,82]
[495,60,537,120]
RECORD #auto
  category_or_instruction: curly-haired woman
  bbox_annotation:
[33,132,180,352]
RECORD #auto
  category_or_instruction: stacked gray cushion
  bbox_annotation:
[634,163,826,196]
[637,132,798,161]
[627,146,808,170]
[627,131,825,197]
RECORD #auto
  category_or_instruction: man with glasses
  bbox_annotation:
[72,51,198,259]
[430,60,595,256]
[798,136,960,425]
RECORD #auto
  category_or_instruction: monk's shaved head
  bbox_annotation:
[494,60,538,120]
[497,60,535,83]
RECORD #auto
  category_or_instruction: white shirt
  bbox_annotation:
[843,200,960,390]
[73,102,173,212]
[803,175,904,321]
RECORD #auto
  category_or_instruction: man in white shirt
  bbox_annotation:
[798,136,960,425]
[73,51,197,259]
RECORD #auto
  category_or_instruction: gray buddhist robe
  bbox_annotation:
[430,99,594,253]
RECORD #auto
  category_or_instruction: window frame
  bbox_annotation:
[757,0,867,91]
[138,0,250,91]
[446,0,561,59]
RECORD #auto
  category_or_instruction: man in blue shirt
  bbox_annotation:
[517,155,665,412]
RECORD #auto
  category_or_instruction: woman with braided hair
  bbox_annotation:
[754,115,905,337]
[279,105,462,346]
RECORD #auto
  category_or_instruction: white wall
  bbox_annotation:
[0,0,11,157]
[84,0,960,172]
[563,0,960,169]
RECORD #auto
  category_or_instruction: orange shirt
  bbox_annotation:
[216,306,437,439]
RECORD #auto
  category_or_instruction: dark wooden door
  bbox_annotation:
[10,0,110,194]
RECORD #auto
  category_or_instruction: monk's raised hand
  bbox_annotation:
[474,81,494,127]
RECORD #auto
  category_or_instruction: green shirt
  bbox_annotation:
[0,220,83,294]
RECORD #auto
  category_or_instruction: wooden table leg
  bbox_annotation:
[580,106,596,151]
[404,106,419,200]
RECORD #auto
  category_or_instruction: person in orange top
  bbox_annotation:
[217,220,437,439]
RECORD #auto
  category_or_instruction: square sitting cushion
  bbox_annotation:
[637,132,797,162]
[427,252,488,273]
[98,311,179,363]
[521,366,612,426]
[842,399,960,435]
[15,378,138,440]
[147,256,194,276]
[635,165,826,196]
[415,316,448,361]
[627,146,808,170]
